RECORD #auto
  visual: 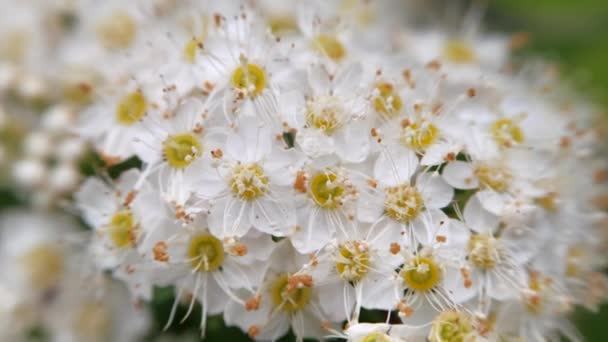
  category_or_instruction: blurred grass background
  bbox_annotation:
[489,0,608,340]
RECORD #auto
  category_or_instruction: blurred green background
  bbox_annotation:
[487,0,608,340]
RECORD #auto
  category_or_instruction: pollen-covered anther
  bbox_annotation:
[245,294,261,311]
[436,235,447,243]
[230,163,269,201]
[153,241,169,262]
[247,326,260,338]
[460,267,473,288]
[397,301,414,317]
[287,274,314,291]
[390,242,401,255]
[228,242,248,257]
[123,190,138,207]
[293,170,307,193]
[210,148,223,159]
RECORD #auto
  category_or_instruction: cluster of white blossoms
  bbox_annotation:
[2,0,608,341]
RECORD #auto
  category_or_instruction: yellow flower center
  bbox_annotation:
[335,241,370,282]
[384,184,424,224]
[443,40,476,64]
[163,133,202,169]
[429,310,475,342]
[535,192,558,212]
[403,257,441,292]
[474,164,511,192]
[108,210,137,248]
[74,302,110,340]
[268,15,297,34]
[309,170,345,209]
[306,96,345,135]
[187,233,225,272]
[524,273,548,314]
[0,30,29,62]
[490,118,524,147]
[565,246,583,278]
[116,91,147,125]
[96,11,136,50]
[232,63,267,97]
[271,274,311,313]
[20,244,64,290]
[312,34,346,61]
[230,163,268,201]
[468,234,500,269]
[373,82,403,117]
[361,332,391,342]
[401,120,439,150]
[183,38,202,64]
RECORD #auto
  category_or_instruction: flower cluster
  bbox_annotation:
[2,0,608,341]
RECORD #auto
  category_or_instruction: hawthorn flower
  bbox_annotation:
[199,12,293,127]
[141,213,275,334]
[134,96,225,207]
[224,241,337,341]
[199,117,302,238]
[45,276,150,342]
[359,148,453,246]
[290,161,360,253]
[286,63,370,162]
[307,222,403,323]
[75,169,156,299]
[0,211,78,297]
[441,194,532,311]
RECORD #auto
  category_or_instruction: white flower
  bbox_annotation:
[359,149,453,247]
[308,223,402,322]
[286,63,370,162]
[224,241,337,341]
[290,161,360,253]
[135,96,224,207]
[75,169,155,299]
[199,117,302,238]
[140,212,275,334]
[45,276,150,342]
[0,211,79,297]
